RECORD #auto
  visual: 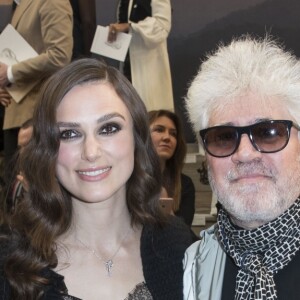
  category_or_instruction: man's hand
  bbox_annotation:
[0,63,9,88]
[0,88,12,107]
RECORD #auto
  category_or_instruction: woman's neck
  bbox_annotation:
[62,199,133,245]
[160,158,166,172]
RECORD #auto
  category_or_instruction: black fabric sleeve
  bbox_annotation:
[175,173,196,227]
[141,216,195,300]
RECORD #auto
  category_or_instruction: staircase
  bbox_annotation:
[183,143,217,236]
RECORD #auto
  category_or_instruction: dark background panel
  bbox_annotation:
[95,0,300,142]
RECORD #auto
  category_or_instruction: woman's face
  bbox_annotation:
[150,116,177,162]
[55,82,135,204]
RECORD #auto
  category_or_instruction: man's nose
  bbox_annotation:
[231,134,262,163]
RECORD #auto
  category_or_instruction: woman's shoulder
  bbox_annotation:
[142,216,195,251]
[181,173,195,188]
[181,173,196,196]
[165,215,194,234]
[141,217,195,299]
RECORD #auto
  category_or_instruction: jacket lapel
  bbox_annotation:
[11,0,33,27]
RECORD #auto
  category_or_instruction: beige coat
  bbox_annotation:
[128,0,174,111]
[3,0,73,129]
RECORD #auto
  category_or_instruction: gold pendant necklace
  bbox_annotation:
[76,227,131,277]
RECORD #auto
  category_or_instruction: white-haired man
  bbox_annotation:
[183,36,300,300]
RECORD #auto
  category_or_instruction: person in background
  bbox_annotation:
[107,0,174,112]
[183,36,300,300]
[0,0,14,203]
[0,0,73,185]
[0,58,194,299]
[69,0,96,59]
[16,118,32,150]
[149,109,195,227]
[3,118,32,214]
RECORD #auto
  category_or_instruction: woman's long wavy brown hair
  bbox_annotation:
[1,58,164,299]
[148,110,187,211]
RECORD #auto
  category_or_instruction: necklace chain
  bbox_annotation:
[76,227,131,277]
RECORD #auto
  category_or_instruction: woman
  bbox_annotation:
[148,110,196,227]
[107,0,174,111]
[0,59,194,299]
[3,118,33,215]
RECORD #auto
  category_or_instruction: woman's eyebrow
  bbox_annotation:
[97,112,125,123]
[57,113,126,128]
[57,122,79,128]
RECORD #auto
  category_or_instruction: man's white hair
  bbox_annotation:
[185,35,300,136]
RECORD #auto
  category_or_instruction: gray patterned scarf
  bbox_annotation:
[217,197,300,300]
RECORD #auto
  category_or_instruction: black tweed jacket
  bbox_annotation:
[0,216,194,299]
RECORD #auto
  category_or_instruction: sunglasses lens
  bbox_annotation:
[203,127,237,157]
[202,121,292,157]
[251,122,289,152]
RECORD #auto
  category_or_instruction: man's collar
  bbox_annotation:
[14,0,20,5]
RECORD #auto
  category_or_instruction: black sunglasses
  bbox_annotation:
[199,120,300,158]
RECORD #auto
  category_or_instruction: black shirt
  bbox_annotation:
[175,173,195,227]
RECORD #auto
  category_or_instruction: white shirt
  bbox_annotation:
[7,0,21,83]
